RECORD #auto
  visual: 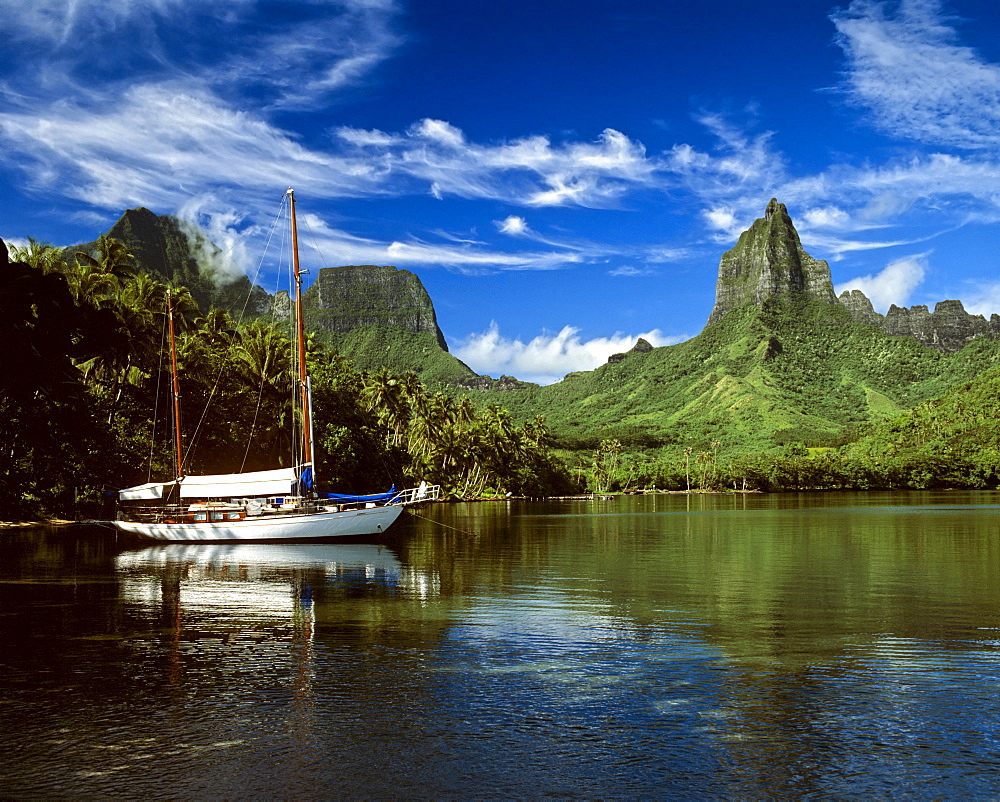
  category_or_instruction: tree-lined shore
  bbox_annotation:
[0,238,574,521]
[5,226,1000,524]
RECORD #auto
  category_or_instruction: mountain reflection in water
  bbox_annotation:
[2,493,1000,797]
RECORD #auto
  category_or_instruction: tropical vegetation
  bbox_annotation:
[6,211,1000,520]
[0,238,574,520]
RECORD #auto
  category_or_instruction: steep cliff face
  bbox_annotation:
[73,208,270,314]
[707,199,836,326]
[303,265,448,351]
[837,292,1000,353]
[105,207,196,285]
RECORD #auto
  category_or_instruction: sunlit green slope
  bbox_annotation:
[476,292,1000,456]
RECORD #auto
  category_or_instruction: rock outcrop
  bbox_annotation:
[707,198,836,326]
[837,292,1000,354]
[607,337,654,364]
[303,265,448,351]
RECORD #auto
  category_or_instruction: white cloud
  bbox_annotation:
[962,283,1000,318]
[337,122,659,208]
[4,0,1000,284]
[0,0,402,113]
[608,265,654,277]
[801,206,850,228]
[703,207,740,236]
[0,0,190,44]
[497,216,529,236]
[0,84,373,211]
[453,322,681,385]
[834,254,929,311]
[833,0,1000,149]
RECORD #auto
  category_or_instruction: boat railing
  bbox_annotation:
[119,497,371,523]
[390,483,441,506]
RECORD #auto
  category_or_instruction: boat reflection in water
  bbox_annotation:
[114,543,439,649]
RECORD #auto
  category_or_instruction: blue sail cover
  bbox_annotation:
[325,487,397,503]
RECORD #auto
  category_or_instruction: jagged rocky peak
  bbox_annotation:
[707,198,836,326]
[837,289,882,325]
[837,288,1000,354]
[303,265,449,351]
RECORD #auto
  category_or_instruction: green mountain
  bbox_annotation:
[302,264,478,385]
[75,203,1000,457]
[470,200,1000,456]
[71,207,271,315]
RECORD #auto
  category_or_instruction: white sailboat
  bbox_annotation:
[115,189,438,541]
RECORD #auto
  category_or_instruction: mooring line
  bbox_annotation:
[406,510,478,537]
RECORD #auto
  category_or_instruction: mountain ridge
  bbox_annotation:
[72,204,1000,453]
[469,199,1000,456]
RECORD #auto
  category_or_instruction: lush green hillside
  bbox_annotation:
[842,363,1000,484]
[70,208,272,315]
[460,200,1000,462]
[470,292,1000,458]
[311,325,477,387]
[41,201,1000,491]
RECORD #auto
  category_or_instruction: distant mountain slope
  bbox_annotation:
[71,207,271,315]
[314,326,478,387]
[472,200,1000,455]
[304,265,448,349]
[73,211,477,384]
[838,290,1000,353]
[844,363,1000,483]
[301,264,482,385]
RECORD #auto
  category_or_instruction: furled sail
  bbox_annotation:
[119,467,303,502]
[176,467,301,499]
[119,481,174,501]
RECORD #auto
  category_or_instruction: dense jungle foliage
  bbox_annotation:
[6,230,1000,521]
[0,238,574,520]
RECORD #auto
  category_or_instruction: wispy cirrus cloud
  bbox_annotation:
[452,322,681,385]
[2,0,1000,282]
[336,121,659,208]
[832,0,1000,150]
[0,0,401,111]
[0,84,377,211]
[278,213,587,275]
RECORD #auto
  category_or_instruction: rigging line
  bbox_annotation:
[234,192,290,329]
[240,371,269,473]
[146,306,170,483]
[296,208,334,273]
[240,195,297,469]
[405,509,479,538]
[182,194,292,468]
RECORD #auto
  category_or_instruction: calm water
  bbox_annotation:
[2,491,1000,798]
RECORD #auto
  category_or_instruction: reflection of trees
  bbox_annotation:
[399,493,1000,655]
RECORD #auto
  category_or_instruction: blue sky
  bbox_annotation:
[2,0,1000,384]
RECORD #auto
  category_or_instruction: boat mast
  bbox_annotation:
[166,288,184,480]
[287,188,314,479]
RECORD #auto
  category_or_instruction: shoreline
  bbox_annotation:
[0,519,77,530]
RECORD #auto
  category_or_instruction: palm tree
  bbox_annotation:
[361,369,411,446]
[231,321,295,468]
[75,234,136,285]
[8,238,65,273]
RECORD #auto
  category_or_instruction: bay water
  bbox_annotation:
[2,491,1000,797]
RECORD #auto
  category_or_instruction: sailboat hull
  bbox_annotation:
[115,504,403,542]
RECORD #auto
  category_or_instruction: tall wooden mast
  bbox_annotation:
[166,288,184,480]
[287,188,313,474]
